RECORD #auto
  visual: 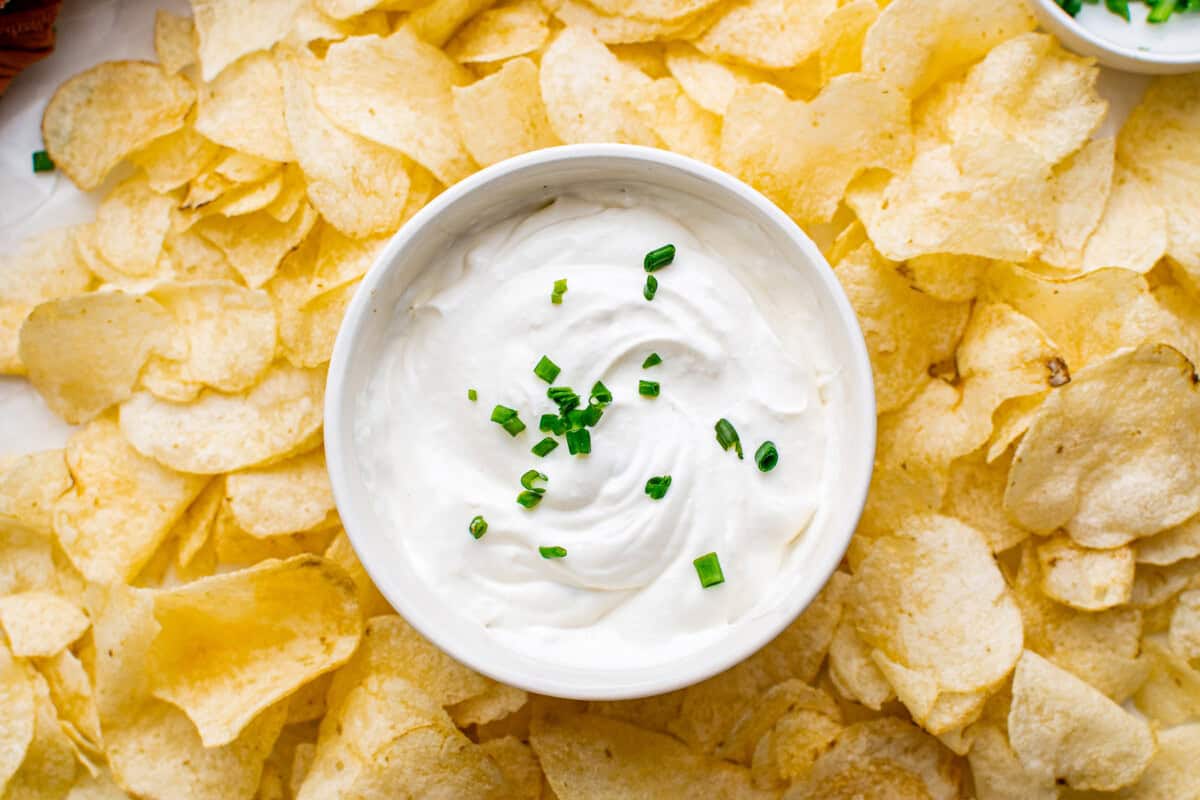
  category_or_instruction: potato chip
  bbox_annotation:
[20,292,182,424]
[195,202,317,287]
[449,683,529,728]
[715,679,839,764]
[587,0,719,20]
[551,0,715,44]
[212,508,336,568]
[278,57,413,238]
[533,711,767,799]
[827,618,893,711]
[539,28,659,146]
[587,691,683,735]
[1117,74,1200,289]
[37,649,102,756]
[663,42,765,115]
[1039,136,1114,270]
[1080,166,1167,274]
[1035,535,1134,611]
[0,517,59,597]
[1114,723,1200,800]
[453,58,560,168]
[0,450,72,534]
[0,592,89,658]
[407,0,503,46]
[862,0,1035,99]
[131,122,223,195]
[1009,649,1155,791]
[966,723,1058,800]
[1005,344,1200,548]
[751,705,843,788]
[148,555,360,747]
[817,0,875,80]
[225,449,334,537]
[93,176,175,277]
[189,168,285,221]
[285,2,390,46]
[42,61,195,190]
[161,227,240,283]
[324,532,393,619]
[194,52,294,163]
[0,642,35,795]
[65,769,132,800]
[689,0,833,69]
[5,667,79,798]
[477,737,542,800]
[212,151,280,184]
[311,28,475,184]
[1137,514,1200,566]
[942,449,1029,553]
[280,279,358,369]
[721,74,911,226]
[155,10,197,75]
[628,77,720,163]
[446,0,549,62]
[316,0,427,17]
[193,0,304,81]
[1135,634,1200,726]
[166,477,221,570]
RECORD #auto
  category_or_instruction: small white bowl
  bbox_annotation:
[324,144,875,700]
[1032,0,1200,74]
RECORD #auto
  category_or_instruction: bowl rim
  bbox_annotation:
[1031,0,1200,69]
[324,143,876,699]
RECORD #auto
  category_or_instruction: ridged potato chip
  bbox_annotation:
[446,0,549,63]
[225,449,335,537]
[452,58,560,168]
[1006,344,1200,549]
[966,723,1057,800]
[148,555,361,747]
[751,703,843,788]
[193,0,304,81]
[0,592,89,658]
[119,362,325,474]
[1009,649,1155,791]
[41,61,195,190]
[1036,535,1134,611]
[448,683,529,727]
[715,679,838,765]
[20,292,182,424]
[629,77,720,163]
[155,10,197,75]
[690,0,833,69]
[721,74,911,226]
[478,737,541,800]
[195,202,317,287]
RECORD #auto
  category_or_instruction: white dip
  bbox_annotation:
[356,186,838,670]
[1073,2,1200,54]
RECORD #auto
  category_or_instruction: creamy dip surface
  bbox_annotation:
[356,186,839,670]
[1073,3,1200,54]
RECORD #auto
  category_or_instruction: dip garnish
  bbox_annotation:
[490,405,526,436]
[516,491,543,508]
[643,243,675,272]
[467,388,477,402]
[755,441,779,473]
[539,546,567,559]
[638,380,660,398]
[551,278,567,304]
[645,475,672,500]
[534,355,561,383]
[468,515,488,539]
[642,353,662,368]
[547,386,580,413]
[565,428,591,455]
[643,274,658,301]
[590,381,613,405]
[693,552,725,588]
[32,150,54,173]
[531,437,558,457]
[715,418,743,459]
[520,470,548,493]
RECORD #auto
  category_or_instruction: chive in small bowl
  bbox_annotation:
[1032,0,1200,73]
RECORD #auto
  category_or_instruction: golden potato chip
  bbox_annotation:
[37,649,102,756]
[1040,136,1114,270]
[65,769,132,800]
[1036,535,1134,611]
[225,449,334,537]
[148,555,360,747]
[715,679,839,765]
[721,74,911,226]
[0,450,71,534]
[212,507,336,568]
[533,711,766,799]
[1169,589,1200,661]
[1117,74,1200,289]
[310,28,475,184]
[587,0,719,20]
[93,175,175,278]
[194,52,294,163]
[446,0,549,62]
[155,10,197,75]
[54,415,206,583]
[449,683,529,728]
[193,0,303,81]
[817,0,875,80]
[281,279,358,369]
[324,532,393,618]
[751,705,843,788]
[5,667,79,797]
[629,77,720,163]
[0,518,59,597]
[262,164,308,223]
[195,202,317,287]
[690,0,832,69]
[986,392,1045,463]
[119,362,325,474]
[90,583,287,800]
[942,449,1030,553]
[279,56,413,238]
[131,122,223,195]
[0,592,89,658]
[212,151,280,184]
[20,292,182,424]
[1080,166,1167,274]
[862,0,1035,99]
[587,691,683,735]
[551,0,715,44]
[1113,723,1200,800]
[539,28,659,146]
[452,58,560,168]
[827,618,893,711]
[663,42,765,115]
[162,227,240,283]
[284,2,390,46]
[0,642,35,794]
[1135,634,1200,726]
[191,169,286,221]
[477,737,542,800]
[41,61,195,190]
[1009,649,1155,791]
[966,723,1058,800]
[1131,557,1200,610]
[1137,514,1200,566]
[1005,344,1200,548]
[407,0,503,46]
[170,477,223,569]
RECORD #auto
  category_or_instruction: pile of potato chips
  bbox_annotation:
[2,0,1199,796]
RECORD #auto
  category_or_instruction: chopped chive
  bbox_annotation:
[580,404,603,427]
[693,552,725,588]
[643,244,675,272]
[468,388,477,402]
[645,475,672,500]
[539,413,560,433]
[590,380,613,406]
[491,405,526,436]
[642,353,662,368]
[532,437,559,457]
[565,428,591,455]
[547,386,580,413]
[551,278,567,304]
[31,150,54,173]
[539,545,567,559]
[516,490,543,509]
[1055,0,1082,13]
[1104,0,1130,19]
[533,355,561,384]
[502,417,526,436]
[1148,0,1176,21]
[643,275,658,301]
[520,469,548,493]
[638,380,660,398]
[715,418,743,459]
[755,441,779,473]
[468,515,488,540]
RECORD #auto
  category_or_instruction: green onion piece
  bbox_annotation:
[491,406,525,436]
[590,380,613,406]
[1105,0,1130,19]
[539,545,567,559]
[520,469,548,493]
[468,515,488,539]
[715,418,743,459]
[1149,0,1177,21]
[643,275,658,301]
[551,278,567,305]
[31,150,54,173]
[547,386,580,413]
[539,414,559,433]
[516,490,543,509]
[468,388,478,402]
[533,355,561,384]
[642,353,662,368]
[645,475,672,500]
[638,380,660,398]
[532,437,558,457]
[643,244,676,272]
[566,428,591,455]
[580,404,603,427]
[693,552,725,588]
[755,441,779,473]
[1055,0,1082,14]
[502,417,526,436]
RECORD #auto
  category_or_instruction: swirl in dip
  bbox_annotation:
[356,185,838,670]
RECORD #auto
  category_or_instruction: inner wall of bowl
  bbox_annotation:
[333,150,874,698]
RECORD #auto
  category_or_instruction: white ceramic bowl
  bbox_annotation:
[1032,0,1200,74]
[325,144,876,700]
